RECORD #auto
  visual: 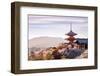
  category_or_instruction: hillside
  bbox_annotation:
[29,37,66,48]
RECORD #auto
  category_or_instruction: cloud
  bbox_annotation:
[28,15,88,39]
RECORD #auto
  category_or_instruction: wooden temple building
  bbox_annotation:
[64,23,88,49]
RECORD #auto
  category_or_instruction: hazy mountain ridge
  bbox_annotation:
[29,36,66,48]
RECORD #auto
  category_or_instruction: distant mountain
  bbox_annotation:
[29,37,66,48]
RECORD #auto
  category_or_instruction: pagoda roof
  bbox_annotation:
[65,30,77,36]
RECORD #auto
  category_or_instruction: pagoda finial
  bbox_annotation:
[65,22,77,36]
[70,23,72,31]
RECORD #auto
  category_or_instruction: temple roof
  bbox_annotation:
[76,38,88,44]
[65,30,77,36]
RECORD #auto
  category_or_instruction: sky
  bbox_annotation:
[28,15,88,39]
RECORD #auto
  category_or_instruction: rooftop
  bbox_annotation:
[65,30,77,36]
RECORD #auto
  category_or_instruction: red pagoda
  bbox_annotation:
[65,23,77,44]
